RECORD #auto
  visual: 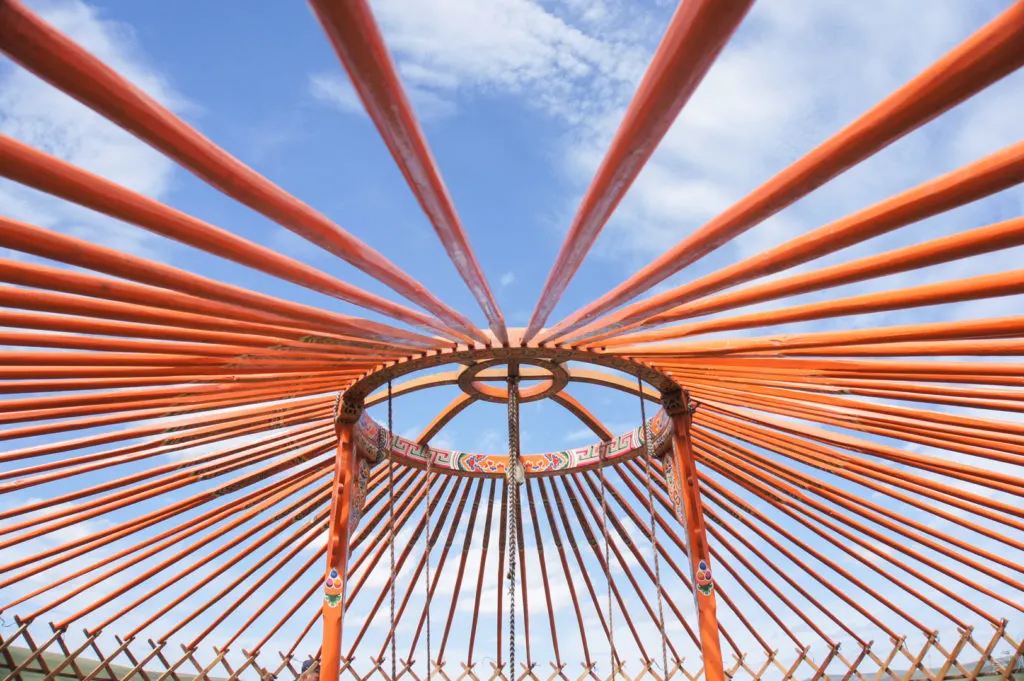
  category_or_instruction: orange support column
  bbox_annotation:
[661,387,725,681]
[321,394,364,680]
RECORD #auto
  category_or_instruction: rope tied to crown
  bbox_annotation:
[385,380,397,681]
[506,366,523,680]
[639,376,670,679]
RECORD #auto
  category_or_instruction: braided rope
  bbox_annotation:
[425,406,434,679]
[506,374,521,681]
[387,380,396,681]
[639,377,669,679]
[599,440,616,678]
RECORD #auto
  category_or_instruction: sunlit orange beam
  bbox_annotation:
[0,136,463,342]
[714,410,1024,522]
[702,403,1024,527]
[665,366,1024,415]
[522,0,753,342]
[547,478,621,667]
[578,471,703,648]
[522,481,562,666]
[0,430,334,548]
[309,0,507,344]
[0,0,485,344]
[0,378,337,433]
[599,467,780,655]
[227,547,326,653]
[698,431,1016,619]
[607,268,1024,347]
[0,385,333,445]
[0,370,355,395]
[534,479,592,667]
[541,3,1024,343]
[699,410,1024,565]
[0,331,376,369]
[250,569,323,654]
[691,390,1024,497]
[0,459,316,613]
[570,474,691,659]
[363,475,459,660]
[656,355,1024,379]
[0,395,331,466]
[0,216,440,349]
[126,489,334,639]
[38,468,332,628]
[565,148,1024,345]
[467,480,498,666]
[403,478,476,660]
[697,473,903,641]
[625,218,1024,341]
[558,475,651,661]
[596,228,1024,348]
[0,406,328,496]
[0,259,391,349]
[697,442,973,628]
[0,349,356,367]
[627,454,850,647]
[440,481,490,665]
[661,359,1024,391]
[0,372,349,407]
[0,447,331,583]
[56,450,334,631]
[698,493,865,646]
[0,376,341,427]
[762,338,1024,357]
[0,420,330,518]
[664,363,1024,414]
[187,465,396,648]
[346,466,427,582]
[686,381,1024,471]
[0,283,403,356]
[611,315,1024,356]
[0,309,383,358]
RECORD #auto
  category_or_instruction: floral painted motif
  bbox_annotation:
[348,458,371,535]
[324,568,343,607]
[695,560,714,596]
[661,452,685,524]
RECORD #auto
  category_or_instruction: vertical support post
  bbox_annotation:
[661,387,726,681]
[321,394,364,681]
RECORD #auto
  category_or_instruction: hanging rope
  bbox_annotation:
[505,370,523,681]
[639,376,669,680]
[598,439,616,678]
[424,402,434,680]
[386,379,397,681]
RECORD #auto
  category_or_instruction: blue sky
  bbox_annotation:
[1,0,1023,676]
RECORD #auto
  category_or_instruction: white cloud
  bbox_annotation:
[0,0,188,258]
[499,271,516,288]
[309,72,365,116]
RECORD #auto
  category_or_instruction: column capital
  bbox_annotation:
[334,393,364,424]
[660,386,695,417]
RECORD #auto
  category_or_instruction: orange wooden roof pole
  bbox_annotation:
[0,136,465,342]
[542,2,1024,343]
[309,0,508,344]
[0,0,485,344]
[524,0,753,341]
[0,216,438,349]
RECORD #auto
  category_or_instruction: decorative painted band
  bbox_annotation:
[353,408,673,477]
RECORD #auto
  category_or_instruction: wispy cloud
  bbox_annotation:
[0,0,189,259]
